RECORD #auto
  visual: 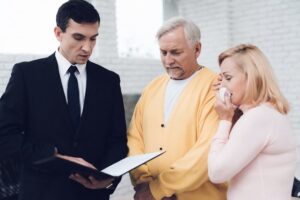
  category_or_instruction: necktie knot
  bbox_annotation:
[68,65,78,75]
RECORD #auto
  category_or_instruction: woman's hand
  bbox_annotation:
[215,91,235,122]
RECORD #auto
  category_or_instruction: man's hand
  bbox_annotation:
[70,173,114,189]
[162,195,177,200]
[55,154,97,169]
[134,182,155,200]
[134,182,177,200]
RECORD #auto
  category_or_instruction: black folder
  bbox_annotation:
[34,151,165,179]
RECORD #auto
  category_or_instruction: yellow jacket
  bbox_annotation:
[128,68,227,200]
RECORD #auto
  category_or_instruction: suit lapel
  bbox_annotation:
[44,54,75,136]
[73,61,97,139]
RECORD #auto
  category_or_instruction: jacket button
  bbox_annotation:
[159,147,163,150]
[161,124,164,127]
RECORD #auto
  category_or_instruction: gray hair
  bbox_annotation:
[156,16,201,46]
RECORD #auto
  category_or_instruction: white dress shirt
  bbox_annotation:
[55,50,87,114]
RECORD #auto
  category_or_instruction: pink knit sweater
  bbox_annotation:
[208,104,297,200]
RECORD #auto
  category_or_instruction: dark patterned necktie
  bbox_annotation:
[67,65,80,131]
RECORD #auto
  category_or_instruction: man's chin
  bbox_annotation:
[167,72,184,80]
[76,59,89,65]
[167,69,184,79]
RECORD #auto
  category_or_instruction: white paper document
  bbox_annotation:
[101,151,165,177]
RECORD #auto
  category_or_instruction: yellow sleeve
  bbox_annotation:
[127,96,154,185]
[149,91,219,199]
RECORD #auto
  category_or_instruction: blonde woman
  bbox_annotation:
[208,44,296,200]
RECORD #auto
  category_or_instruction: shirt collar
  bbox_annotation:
[55,49,87,75]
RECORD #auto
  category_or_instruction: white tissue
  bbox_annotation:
[219,87,229,102]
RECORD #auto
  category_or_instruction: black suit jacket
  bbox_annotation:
[0,54,128,200]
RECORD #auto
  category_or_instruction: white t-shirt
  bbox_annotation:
[164,71,198,124]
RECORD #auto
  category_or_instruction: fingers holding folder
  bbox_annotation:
[69,173,114,189]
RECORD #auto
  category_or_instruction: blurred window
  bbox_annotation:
[0,0,65,54]
[116,0,163,59]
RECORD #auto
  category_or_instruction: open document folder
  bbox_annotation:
[34,151,165,179]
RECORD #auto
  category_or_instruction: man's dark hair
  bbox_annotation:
[56,0,100,32]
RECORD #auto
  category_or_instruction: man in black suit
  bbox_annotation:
[0,0,128,199]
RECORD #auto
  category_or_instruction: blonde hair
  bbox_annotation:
[219,44,289,114]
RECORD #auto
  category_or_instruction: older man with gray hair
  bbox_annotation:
[127,17,227,200]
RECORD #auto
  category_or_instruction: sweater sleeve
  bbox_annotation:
[127,97,154,185]
[208,108,271,183]
[149,92,220,199]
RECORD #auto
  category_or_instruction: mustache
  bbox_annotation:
[166,65,181,69]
